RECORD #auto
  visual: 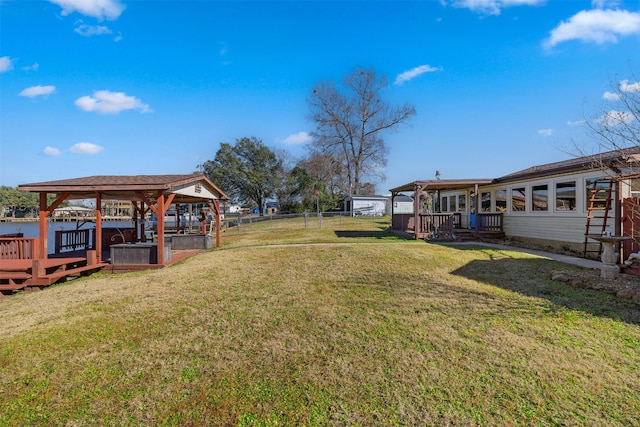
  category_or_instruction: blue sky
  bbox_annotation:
[1,0,639,193]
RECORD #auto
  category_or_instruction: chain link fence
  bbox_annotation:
[221,212,391,235]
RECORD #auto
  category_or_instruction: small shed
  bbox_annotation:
[344,195,388,216]
[391,194,413,214]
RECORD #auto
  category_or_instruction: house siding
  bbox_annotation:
[488,170,618,246]
[437,170,621,248]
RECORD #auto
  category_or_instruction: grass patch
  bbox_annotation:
[1,221,639,425]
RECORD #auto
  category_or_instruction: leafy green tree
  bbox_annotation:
[275,165,313,213]
[307,67,416,195]
[0,186,66,218]
[203,137,283,216]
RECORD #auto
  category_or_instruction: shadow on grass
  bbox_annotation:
[334,230,409,240]
[449,245,640,325]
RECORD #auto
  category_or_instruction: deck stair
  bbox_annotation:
[583,179,615,259]
[1,255,107,295]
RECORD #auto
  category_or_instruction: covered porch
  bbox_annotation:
[1,174,229,295]
[389,179,505,241]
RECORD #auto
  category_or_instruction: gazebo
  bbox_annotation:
[0,174,229,292]
[18,174,229,262]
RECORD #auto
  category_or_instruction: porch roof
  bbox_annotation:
[389,179,493,194]
[18,174,230,204]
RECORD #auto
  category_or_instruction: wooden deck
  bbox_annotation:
[0,255,107,294]
[390,212,505,242]
[1,234,208,296]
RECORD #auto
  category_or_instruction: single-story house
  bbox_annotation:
[344,195,388,216]
[390,147,640,260]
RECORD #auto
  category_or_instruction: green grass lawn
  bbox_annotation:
[1,219,639,426]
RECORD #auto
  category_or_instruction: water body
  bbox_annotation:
[0,220,134,255]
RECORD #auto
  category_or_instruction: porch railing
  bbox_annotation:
[0,237,38,260]
[54,229,94,254]
[420,213,461,235]
[476,213,503,231]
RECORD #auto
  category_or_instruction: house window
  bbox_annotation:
[585,178,609,210]
[532,184,548,211]
[458,194,466,211]
[441,196,448,212]
[511,187,526,211]
[449,196,456,212]
[481,192,491,212]
[470,192,476,213]
[555,181,576,211]
[630,178,640,198]
[495,189,507,212]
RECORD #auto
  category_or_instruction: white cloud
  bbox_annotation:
[620,79,640,93]
[537,128,553,137]
[74,22,112,37]
[603,91,621,101]
[444,0,545,15]
[597,109,637,127]
[48,0,125,20]
[544,9,640,48]
[219,42,228,56]
[22,63,40,72]
[592,0,622,8]
[75,90,152,114]
[394,65,441,85]
[19,85,56,98]
[44,146,62,156]
[281,132,312,145]
[567,119,586,126]
[0,56,14,72]
[70,142,104,154]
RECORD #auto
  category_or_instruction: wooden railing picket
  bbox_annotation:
[0,238,38,260]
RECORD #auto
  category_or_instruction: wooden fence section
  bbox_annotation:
[0,238,38,260]
[55,229,94,254]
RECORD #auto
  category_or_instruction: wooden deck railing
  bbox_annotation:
[420,213,461,235]
[54,229,94,254]
[477,213,503,231]
[0,238,38,260]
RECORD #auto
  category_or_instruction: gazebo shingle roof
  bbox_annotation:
[19,174,229,202]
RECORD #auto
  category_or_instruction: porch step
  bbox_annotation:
[0,283,28,291]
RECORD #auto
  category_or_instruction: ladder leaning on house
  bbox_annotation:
[583,179,616,259]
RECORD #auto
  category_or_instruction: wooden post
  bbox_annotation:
[208,200,222,248]
[95,192,103,262]
[214,200,221,248]
[413,183,420,238]
[474,183,480,234]
[157,193,165,265]
[86,250,98,265]
[35,191,70,258]
[32,259,45,279]
[38,193,48,258]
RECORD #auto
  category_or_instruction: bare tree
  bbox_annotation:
[307,68,416,195]
[581,71,640,174]
[579,71,640,249]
